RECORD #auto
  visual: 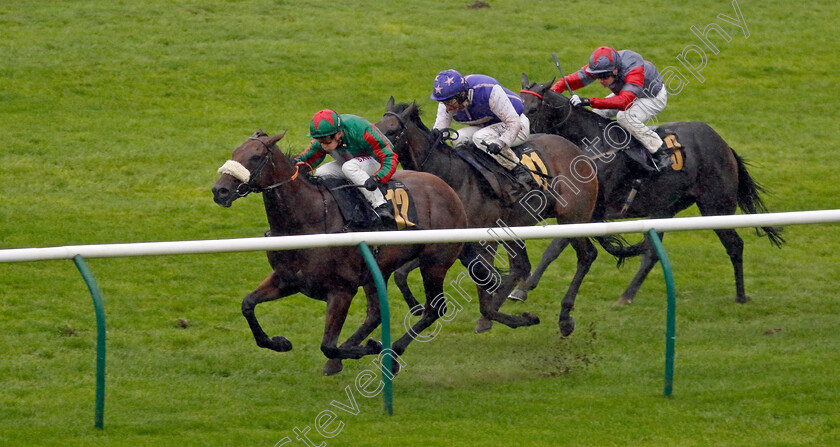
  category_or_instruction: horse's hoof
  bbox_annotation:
[323,358,343,376]
[522,312,541,326]
[366,339,383,354]
[559,317,575,336]
[268,336,293,352]
[736,295,751,304]
[508,288,528,302]
[475,316,493,334]
[614,296,633,307]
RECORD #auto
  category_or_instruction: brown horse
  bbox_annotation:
[519,75,784,305]
[377,99,599,336]
[211,130,467,375]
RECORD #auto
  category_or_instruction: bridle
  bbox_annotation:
[234,135,309,197]
[520,87,574,135]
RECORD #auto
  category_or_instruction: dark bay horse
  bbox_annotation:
[211,131,467,375]
[519,75,784,305]
[377,99,599,336]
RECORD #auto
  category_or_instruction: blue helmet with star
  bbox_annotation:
[430,69,467,101]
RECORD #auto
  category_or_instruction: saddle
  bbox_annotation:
[455,143,547,204]
[316,177,420,231]
[618,127,685,173]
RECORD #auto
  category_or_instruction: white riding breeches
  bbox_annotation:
[314,157,387,207]
[592,87,668,153]
[452,114,530,170]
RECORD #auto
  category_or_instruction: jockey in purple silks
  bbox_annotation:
[430,69,536,186]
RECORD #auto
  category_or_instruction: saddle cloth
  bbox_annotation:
[317,177,419,231]
[455,143,548,203]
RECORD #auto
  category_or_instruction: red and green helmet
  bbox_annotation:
[308,109,342,138]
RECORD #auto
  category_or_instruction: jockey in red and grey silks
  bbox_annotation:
[552,49,663,111]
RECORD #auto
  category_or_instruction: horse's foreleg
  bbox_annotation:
[557,238,598,336]
[713,228,747,303]
[511,237,571,302]
[616,234,660,306]
[242,272,297,352]
[324,282,384,376]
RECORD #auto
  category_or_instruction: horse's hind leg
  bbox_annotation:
[510,237,571,302]
[616,234,661,306]
[393,259,423,316]
[392,263,449,357]
[713,228,747,303]
[460,244,541,331]
[320,289,382,361]
[242,272,298,352]
[323,282,384,376]
[557,237,597,336]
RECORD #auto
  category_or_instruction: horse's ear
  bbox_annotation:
[407,100,418,116]
[386,96,395,111]
[521,73,529,88]
[269,131,286,146]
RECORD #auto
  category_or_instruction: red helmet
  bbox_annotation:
[587,47,621,75]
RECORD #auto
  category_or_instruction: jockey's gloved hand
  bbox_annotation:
[363,177,380,191]
[430,128,443,142]
[485,143,502,155]
[570,95,590,107]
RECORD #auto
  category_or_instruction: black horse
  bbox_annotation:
[519,75,784,305]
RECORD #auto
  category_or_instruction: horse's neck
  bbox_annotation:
[421,144,469,187]
[262,176,334,235]
[561,110,609,146]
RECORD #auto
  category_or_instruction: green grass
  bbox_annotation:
[2,0,840,445]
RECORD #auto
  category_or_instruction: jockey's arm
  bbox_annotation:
[294,141,326,168]
[551,66,593,93]
[488,84,521,148]
[432,102,453,131]
[590,65,645,111]
[362,127,398,183]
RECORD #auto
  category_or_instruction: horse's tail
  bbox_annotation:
[733,150,785,248]
[593,235,647,267]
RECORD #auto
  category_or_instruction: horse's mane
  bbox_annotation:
[391,102,431,132]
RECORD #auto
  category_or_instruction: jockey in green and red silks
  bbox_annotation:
[294,109,399,223]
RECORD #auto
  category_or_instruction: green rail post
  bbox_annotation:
[647,229,676,397]
[357,242,393,415]
[72,255,106,428]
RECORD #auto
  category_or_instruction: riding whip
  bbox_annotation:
[552,53,574,95]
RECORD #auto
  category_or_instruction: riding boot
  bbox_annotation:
[651,146,674,171]
[373,203,396,227]
[512,165,539,190]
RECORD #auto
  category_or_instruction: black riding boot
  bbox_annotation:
[373,203,396,227]
[512,165,539,190]
[652,147,674,171]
